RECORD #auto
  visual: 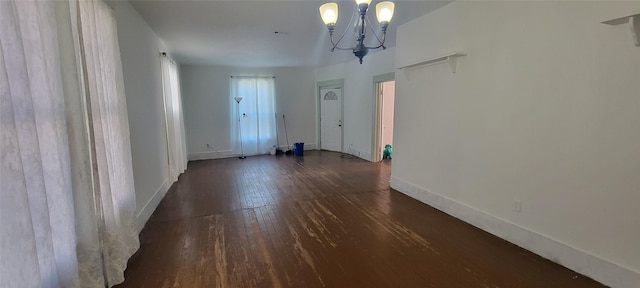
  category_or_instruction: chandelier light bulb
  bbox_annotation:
[319,3,338,26]
[376,1,395,24]
[324,10,336,24]
[378,8,391,22]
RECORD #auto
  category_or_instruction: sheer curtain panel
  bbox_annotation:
[75,0,139,286]
[1,1,79,287]
[1,0,139,287]
[230,77,277,156]
[160,54,187,182]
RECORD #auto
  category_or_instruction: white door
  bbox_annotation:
[320,88,342,152]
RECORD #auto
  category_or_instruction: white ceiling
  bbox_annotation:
[129,0,451,67]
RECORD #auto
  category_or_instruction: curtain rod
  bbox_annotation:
[231,76,275,79]
[160,52,176,63]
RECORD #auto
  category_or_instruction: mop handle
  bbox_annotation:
[283,115,290,150]
[275,113,280,148]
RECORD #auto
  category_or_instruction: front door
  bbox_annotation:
[320,88,342,152]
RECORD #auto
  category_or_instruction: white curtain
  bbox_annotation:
[75,0,139,286]
[1,1,79,287]
[160,54,187,182]
[1,0,139,287]
[230,77,277,156]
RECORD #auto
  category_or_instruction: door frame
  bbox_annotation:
[371,73,395,162]
[317,79,344,152]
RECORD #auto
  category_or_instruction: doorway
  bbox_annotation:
[372,73,395,162]
[317,79,344,153]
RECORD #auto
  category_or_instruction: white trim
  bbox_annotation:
[189,146,318,160]
[280,143,316,151]
[396,53,466,72]
[188,150,233,161]
[390,175,640,288]
[371,73,395,163]
[135,179,171,233]
[304,143,317,150]
[360,151,372,162]
[343,146,371,162]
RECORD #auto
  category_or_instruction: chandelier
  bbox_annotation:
[319,0,395,64]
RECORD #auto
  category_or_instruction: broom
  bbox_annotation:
[275,113,284,155]
[283,114,292,155]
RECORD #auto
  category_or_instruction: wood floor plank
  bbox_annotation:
[115,151,606,288]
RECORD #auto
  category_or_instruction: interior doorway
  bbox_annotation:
[317,79,344,152]
[372,73,395,162]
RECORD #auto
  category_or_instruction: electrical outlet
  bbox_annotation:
[513,200,522,213]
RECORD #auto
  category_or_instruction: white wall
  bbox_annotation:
[113,1,172,232]
[182,65,317,160]
[392,2,640,288]
[315,48,396,161]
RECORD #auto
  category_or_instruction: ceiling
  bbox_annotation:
[129,0,451,67]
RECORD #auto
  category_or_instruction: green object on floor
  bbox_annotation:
[383,144,392,159]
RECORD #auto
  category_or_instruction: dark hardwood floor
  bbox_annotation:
[116,151,606,288]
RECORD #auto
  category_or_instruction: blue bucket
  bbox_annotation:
[294,142,304,156]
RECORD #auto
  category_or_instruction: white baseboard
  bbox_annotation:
[390,175,640,288]
[190,145,318,161]
[278,143,317,151]
[360,151,372,162]
[135,179,171,234]
[344,147,372,162]
[303,143,316,150]
[188,150,233,161]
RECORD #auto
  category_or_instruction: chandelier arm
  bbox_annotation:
[364,16,385,46]
[329,8,358,52]
[364,31,386,50]
[329,33,356,51]
[321,2,393,63]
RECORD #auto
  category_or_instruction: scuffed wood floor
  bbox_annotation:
[115,151,606,288]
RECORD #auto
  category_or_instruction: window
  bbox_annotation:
[230,77,277,156]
